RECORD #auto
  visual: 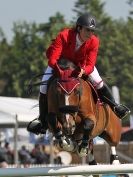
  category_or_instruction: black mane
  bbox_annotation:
[58,58,77,70]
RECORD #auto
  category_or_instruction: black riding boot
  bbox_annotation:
[27,93,48,134]
[97,84,130,119]
[38,93,48,129]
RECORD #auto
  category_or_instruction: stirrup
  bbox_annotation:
[27,118,46,135]
[114,104,131,119]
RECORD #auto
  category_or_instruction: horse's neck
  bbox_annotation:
[80,79,96,108]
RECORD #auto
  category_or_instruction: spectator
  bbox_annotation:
[0,141,8,167]
[19,145,35,165]
[0,142,8,168]
[118,174,129,177]
[54,156,62,164]
[0,157,8,168]
[31,144,49,164]
[4,142,14,164]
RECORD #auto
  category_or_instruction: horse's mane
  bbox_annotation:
[58,58,77,70]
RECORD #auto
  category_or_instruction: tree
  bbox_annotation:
[128,0,133,16]
[0,12,68,97]
[0,27,11,95]
[1,21,45,97]
[38,12,69,52]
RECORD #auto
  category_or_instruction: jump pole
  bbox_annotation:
[0,164,133,177]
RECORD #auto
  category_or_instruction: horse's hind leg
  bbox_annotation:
[110,146,120,164]
[100,131,120,164]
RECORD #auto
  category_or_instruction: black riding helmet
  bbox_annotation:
[76,13,97,31]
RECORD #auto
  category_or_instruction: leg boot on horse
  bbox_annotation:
[78,119,94,157]
[47,112,76,152]
[27,93,48,134]
[97,83,130,119]
[86,139,97,165]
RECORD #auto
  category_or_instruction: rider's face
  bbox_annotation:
[79,27,93,42]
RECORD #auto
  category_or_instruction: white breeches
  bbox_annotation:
[40,66,53,94]
[89,67,103,89]
[40,66,103,94]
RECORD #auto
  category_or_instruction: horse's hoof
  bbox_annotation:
[59,137,76,152]
[112,159,120,165]
[77,144,89,157]
[110,155,120,165]
[89,160,97,165]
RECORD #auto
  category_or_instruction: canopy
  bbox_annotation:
[0,96,39,128]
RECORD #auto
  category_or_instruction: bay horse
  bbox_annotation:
[47,59,122,164]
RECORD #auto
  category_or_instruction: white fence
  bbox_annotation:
[0,164,133,176]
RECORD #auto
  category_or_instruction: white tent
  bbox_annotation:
[0,96,39,128]
[0,96,39,163]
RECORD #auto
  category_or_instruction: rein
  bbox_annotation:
[27,73,51,95]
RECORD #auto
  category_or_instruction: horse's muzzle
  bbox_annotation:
[59,105,78,114]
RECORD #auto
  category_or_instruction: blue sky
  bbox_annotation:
[0,0,130,41]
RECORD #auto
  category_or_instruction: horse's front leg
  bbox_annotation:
[47,112,76,152]
[78,118,94,157]
[47,112,62,137]
[57,135,77,152]
[86,139,97,165]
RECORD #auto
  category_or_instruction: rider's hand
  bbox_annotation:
[72,68,85,78]
[78,68,85,78]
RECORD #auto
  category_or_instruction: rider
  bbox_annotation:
[27,13,130,134]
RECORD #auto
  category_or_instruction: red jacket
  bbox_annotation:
[46,28,99,75]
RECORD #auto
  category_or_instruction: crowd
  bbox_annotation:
[0,141,131,177]
[0,141,62,166]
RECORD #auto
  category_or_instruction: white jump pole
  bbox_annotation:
[0,164,133,176]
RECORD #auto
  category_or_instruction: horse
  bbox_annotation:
[46,59,122,164]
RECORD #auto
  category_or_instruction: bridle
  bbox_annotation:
[56,78,82,135]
